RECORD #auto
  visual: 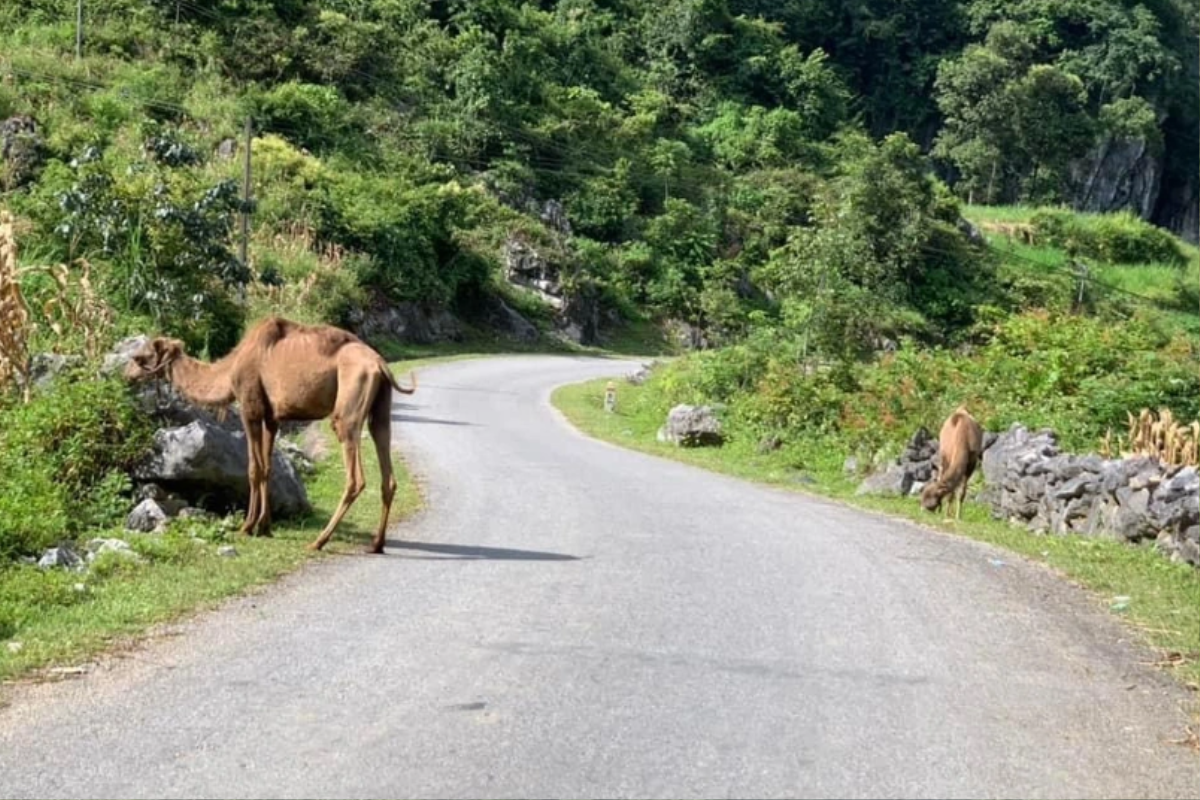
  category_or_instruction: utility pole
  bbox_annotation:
[75,0,83,60]
[1074,261,1089,311]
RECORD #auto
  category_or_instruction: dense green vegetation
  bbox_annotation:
[3,0,1197,355]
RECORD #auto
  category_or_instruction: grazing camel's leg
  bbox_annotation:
[956,465,974,521]
[367,382,396,555]
[307,417,366,552]
[254,420,278,537]
[241,417,264,536]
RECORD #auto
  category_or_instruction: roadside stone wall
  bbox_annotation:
[857,423,1199,567]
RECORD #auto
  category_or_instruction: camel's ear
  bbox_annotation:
[151,338,184,368]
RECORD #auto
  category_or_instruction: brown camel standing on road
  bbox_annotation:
[123,316,416,553]
[920,405,984,520]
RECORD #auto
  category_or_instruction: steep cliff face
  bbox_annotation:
[1070,138,1163,221]
[1068,138,1197,244]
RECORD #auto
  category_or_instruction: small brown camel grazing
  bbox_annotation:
[123,316,416,553]
[920,405,984,520]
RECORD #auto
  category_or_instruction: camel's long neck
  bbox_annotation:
[934,448,970,496]
[167,354,236,408]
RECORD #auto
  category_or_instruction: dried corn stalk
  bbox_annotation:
[0,210,115,401]
[0,210,33,402]
[40,258,113,360]
[1102,408,1200,467]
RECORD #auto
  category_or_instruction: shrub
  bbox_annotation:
[320,177,491,306]
[642,310,1199,460]
[1031,209,1185,266]
[0,377,153,560]
[253,82,354,153]
[46,152,249,355]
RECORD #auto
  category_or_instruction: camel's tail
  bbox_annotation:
[387,368,418,395]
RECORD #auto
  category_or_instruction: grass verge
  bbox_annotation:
[552,377,1200,691]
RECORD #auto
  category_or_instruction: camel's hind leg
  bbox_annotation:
[307,424,366,552]
[956,461,977,521]
[253,420,279,537]
[307,368,373,552]
[367,382,397,554]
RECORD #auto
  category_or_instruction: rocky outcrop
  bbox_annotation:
[663,319,709,351]
[98,337,312,522]
[22,353,85,392]
[1155,179,1199,245]
[134,420,310,518]
[856,427,942,497]
[625,362,657,386]
[125,498,171,533]
[349,300,463,345]
[1,115,43,188]
[503,231,602,345]
[657,405,724,447]
[855,419,1197,567]
[37,544,82,571]
[504,234,562,304]
[477,295,540,343]
[1066,131,1199,244]
[1070,137,1162,221]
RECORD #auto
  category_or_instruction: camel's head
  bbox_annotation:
[919,481,944,512]
[123,337,185,383]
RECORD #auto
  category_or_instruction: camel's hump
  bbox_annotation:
[247,316,364,355]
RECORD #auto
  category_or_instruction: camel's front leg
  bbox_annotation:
[241,418,264,536]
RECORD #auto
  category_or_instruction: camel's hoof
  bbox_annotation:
[366,546,385,555]
[305,542,323,552]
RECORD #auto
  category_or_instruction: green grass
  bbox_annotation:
[966,204,1199,336]
[552,377,1200,691]
[963,203,1047,224]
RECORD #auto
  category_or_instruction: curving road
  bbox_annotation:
[1,356,1197,799]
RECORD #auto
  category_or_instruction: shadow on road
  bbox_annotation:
[389,411,475,426]
[385,540,581,561]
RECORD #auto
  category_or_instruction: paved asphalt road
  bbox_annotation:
[1,356,1197,799]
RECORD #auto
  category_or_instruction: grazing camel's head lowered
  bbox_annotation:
[123,337,186,382]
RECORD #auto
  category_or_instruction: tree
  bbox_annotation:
[1007,65,1094,201]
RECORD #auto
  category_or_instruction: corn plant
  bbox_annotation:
[0,210,115,401]
[1102,408,1200,467]
[0,211,33,402]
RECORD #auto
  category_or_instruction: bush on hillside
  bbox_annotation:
[846,311,1198,454]
[0,377,153,561]
[1031,209,1186,266]
[638,310,1199,462]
